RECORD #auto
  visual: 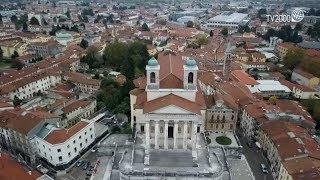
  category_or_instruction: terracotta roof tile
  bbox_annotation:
[143,94,201,114]
[44,121,89,144]
[230,70,259,85]
[0,153,42,180]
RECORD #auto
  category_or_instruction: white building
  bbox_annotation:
[0,72,61,100]
[247,80,291,98]
[205,12,249,29]
[35,120,95,167]
[130,52,207,150]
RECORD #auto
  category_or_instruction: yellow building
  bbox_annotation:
[275,42,297,61]
[1,40,29,58]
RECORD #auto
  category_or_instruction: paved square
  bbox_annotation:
[149,150,193,167]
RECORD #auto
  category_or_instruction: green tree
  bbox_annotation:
[309,8,316,16]
[11,59,24,70]
[186,20,194,27]
[258,8,267,21]
[121,58,134,80]
[13,96,22,106]
[221,27,228,37]
[197,35,208,46]
[30,17,40,25]
[11,50,19,59]
[269,96,277,105]
[80,39,89,49]
[10,15,18,23]
[65,11,71,19]
[294,22,303,31]
[210,30,213,37]
[283,49,305,70]
[103,42,128,67]
[141,23,149,31]
[22,22,28,31]
[0,47,3,61]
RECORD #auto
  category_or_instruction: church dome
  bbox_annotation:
[148,57,159,66]
[186,58,197,66]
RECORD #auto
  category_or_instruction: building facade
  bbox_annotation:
[130,52,207,150]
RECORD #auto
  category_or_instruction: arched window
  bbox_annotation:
[188,72,193,83]
[217,115,220,122]
[222,115,225,121]
[150,72,155,83]
[211,115,214,122]
[231,115,234,120]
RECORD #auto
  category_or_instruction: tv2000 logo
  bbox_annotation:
[266,9,305,23]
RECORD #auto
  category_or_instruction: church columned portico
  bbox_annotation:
[144,116,199,150]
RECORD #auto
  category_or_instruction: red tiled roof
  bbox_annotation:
[62,99,93,114]
[0,153,42,180]
[143,94,202,114]
[230,70,259,85]
[44,121,89,144]
[293,68,316,79]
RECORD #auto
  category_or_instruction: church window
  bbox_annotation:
[217,115,220,121]
[178,127,181,133]
[216,124,219,129]
[222,115,225,121]
[188,72,193,83]
[160,127,163,133]
[210,115,214,122]
[221,124,224,129]
[150,72,155,83]
[231,115,234,120]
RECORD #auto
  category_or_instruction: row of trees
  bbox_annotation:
[49,24,80,35]
[96,41,150,115]
[262,25,302,43]
[307,22,320,39]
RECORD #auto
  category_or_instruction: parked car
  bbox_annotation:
[260,163,268,173]
[246,142,253,148]
[91,146,98,153]
[76,160,84,167]
[82,161,90,170]
[86,169,92,176]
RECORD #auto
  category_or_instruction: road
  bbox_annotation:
[236,130,274,180]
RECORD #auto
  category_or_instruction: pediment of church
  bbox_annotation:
[149,105,195,114]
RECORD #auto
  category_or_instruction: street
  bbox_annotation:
[236,130,274,180]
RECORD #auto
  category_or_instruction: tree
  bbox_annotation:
[0,47,3,61]
[30,17,40,25]
[22,22,28,31]
[209,30,213,37]
[141,23,149,31]
[13,96,22,106]
[186,20,194,28]
[65,11,71,19]
[10,15,18,23]
[294,22,303,31]
[283,49,305,70]
[309,8,316,16]
[121,58,134,80]
[80,39,89,49]
[103,42,128,67]
[11,51,19,59]
[197,35,208,46]
[11,59,24,70]
[221,28,228,37]
[258,8,267,21]
[269,96,277,105]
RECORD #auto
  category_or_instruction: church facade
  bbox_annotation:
[130,52,207,150]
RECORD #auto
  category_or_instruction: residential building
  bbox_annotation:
[275,42,297,61]
[291,68,319,88]
[35,120,95,167]
[30,41,62,58]
[62,72,101,94]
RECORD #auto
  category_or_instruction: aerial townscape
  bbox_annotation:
[1,0,320,180]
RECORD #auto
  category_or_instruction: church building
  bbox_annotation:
[130,51,207,150]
